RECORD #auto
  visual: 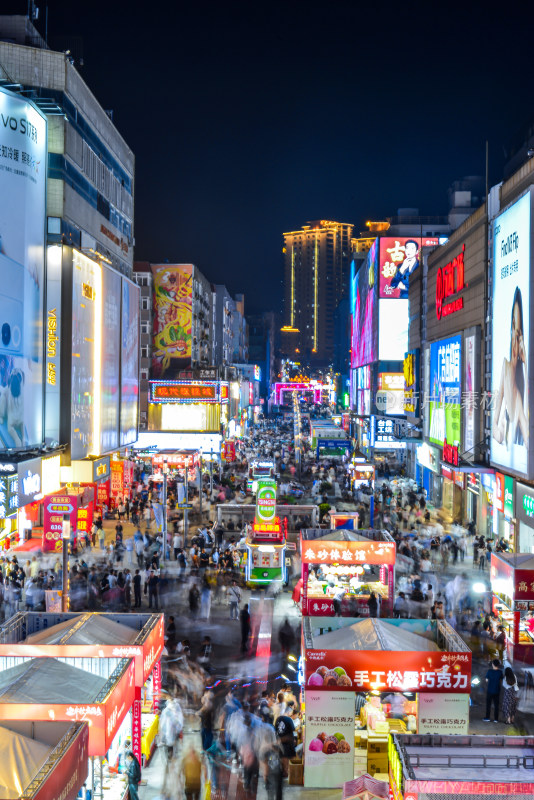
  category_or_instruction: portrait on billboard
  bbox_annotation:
[491,192,531,476]
[151,264,193,378]
[379,236,438,299]
[0,89,46,448]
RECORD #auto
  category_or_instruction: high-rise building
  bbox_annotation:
[281,220,354,366]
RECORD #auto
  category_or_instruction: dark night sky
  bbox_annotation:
[15,0,534,313]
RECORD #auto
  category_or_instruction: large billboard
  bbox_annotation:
[120,278,139,446]
[428,335,462,448]
[491,192,532,477]
[71,251,101,460]
[350,242,377,369]
[378,298,408,360]
[100,266,121,453]
[152,264,193,378]
[379,236,439,299]
[0,88,47,448]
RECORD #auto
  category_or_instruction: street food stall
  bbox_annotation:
[246,477,287,585]
[389,733,534,800]
[300,529,396,616]
[490,552,534,663]
[216,503,319,532]
[0,720,89,800]
[135,449,199,484]
[0,611,165,788]
[302,616,472,789]
[349,462,375,492]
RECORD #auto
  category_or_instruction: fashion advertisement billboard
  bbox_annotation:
[100,266,121,453]
[463,331,477,456]
[350,242,378,369]
[152,264,193,378]
[379,299,408,361]
[379,236,439,299]
[491,191,532,478]
[0,88,47,448]
[120,277,139,446]
[428,335,462,448]
[71,250,101,460]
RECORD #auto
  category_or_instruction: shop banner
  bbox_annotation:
[43,493,78,553]
[153,660,162,707]
[305,649,471,693]
[417,692,469,734]
[97,479,110,509]
[405,779,534,796]
[464,333,477,454]
[32,723,88,800]
[132,685,142,768]
[76,501,93,540]
[300,537,396,565]
[303,690,355,788]
[110,460,124,500]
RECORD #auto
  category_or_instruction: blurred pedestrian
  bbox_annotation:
[240,603,251,653]
[125,752,141,800]
[181,746,203,800]
[228,580,241,620]
[503,665,519,724]
[484,659,503,722]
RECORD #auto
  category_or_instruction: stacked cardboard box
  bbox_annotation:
[367,733,389,776]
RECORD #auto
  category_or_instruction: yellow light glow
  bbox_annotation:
[92,263,103,456]
[290,246,295,327]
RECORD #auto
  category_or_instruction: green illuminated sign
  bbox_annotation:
[256,478,277,523]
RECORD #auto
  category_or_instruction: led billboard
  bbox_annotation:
[379,236,439,299]
[0,88,47,448]
[100,266,121,453]
[120,278,140,446]
[152,264,193,378]
[350,241,378,369]
[378,298,408,361]
[491,191,532,477]
[428,335,461,448]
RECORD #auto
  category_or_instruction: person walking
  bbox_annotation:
[147,570,159,610]
[125,751,141,800]
[484,659,503,722]
[228,579,242,620]
[133,569,142,608]
[181,746,203,800]
[240,603,251,654]
[502,665,519,724]
[368,591,378,618]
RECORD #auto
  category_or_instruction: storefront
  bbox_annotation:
[389,733,534,800]
[493,471,515,549]
[300,529,396,616]
[414,443,441,505]
[302,617,472,788]
[490,552,534,663]
[515,481,534,553]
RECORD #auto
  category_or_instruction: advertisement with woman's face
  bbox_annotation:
[491,192,532,477]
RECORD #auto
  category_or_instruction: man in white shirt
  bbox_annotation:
[173,533,183,559]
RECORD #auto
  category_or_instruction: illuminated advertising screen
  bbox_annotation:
[404,350,420,417]
[71,251,101,460]
[100,266,121,452]
[350,242,378,369]
[152,264,193,378]
[0,88,47,448]
[491,192,532,477]
[120,278,139,446]
[379,236,439,299]
[377,372,405,415]
[151,382,217,402]
[428,335,462,448]
[379,298,408,360]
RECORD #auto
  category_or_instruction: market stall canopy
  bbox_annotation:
[304,530,374,543]
[0,725,51,799]
[312,618,440,652]
[343,774,388,800]
[25,615,138,646]
[494,553,534,570]
[0,658,106,703]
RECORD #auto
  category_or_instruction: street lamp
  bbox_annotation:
[61,515,70,612]
[162,457,168,562]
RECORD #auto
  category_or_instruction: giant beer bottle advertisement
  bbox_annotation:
[0,88,46,448]
[491,191,532,478]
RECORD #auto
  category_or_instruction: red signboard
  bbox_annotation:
[405,780,534,796]
[300,537,396,565]
[32,723,89,800]
[43,492,78,553]
[132,685,142,769]
[436,244,466,320]
[97,480,110,508]
[252,518,283,540]
[153,383,216,400]
[153,659,162,707]
[442,439,459,466]
[379,237,439,299]
[305,648,471,693]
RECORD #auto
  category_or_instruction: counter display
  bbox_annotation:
[306,565,388,617]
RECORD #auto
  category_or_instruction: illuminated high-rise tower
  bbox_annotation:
[281,220,354,365]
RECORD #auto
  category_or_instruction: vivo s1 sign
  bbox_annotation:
[256,478,277,523]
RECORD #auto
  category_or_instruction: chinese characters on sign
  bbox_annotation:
[436,244,466,320]
[152,383,216,401]
[301,539,396,565]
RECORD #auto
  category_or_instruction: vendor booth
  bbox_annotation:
[302,616,472,789]
[138,450,199,484]
[490,552,534,663]
[245,477,287,585]
[0,720,88,800]
[300,529,396,616]
[0,612,165,796]
[349,462,375,492]
[389,733,534,800]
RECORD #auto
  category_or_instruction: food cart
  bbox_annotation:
[490,552,534,663]
[302,616,472,789]
[300,529,396,616]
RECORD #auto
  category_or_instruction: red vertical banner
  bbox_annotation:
[152,660,161,710]
[132,685,142,769]
[302,562,309,614]
[387,564,395,615]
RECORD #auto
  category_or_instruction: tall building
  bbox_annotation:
[248,312,276,399]
[281,220,354,366]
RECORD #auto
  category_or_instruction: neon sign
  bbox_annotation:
[436,244,466,320]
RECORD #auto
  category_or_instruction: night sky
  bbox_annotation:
[15,0,534,313]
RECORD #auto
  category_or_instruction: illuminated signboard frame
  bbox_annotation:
[149,380,229,404]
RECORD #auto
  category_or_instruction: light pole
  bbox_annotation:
[184,463,189,546]
[162,458,168,562]
[61,515,70,612]
[198,455,203,521]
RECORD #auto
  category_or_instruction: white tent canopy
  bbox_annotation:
[0,725,51,799]
[0,658,106,703]
[311,618,440,652]
[25,614,138,646]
